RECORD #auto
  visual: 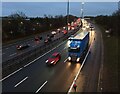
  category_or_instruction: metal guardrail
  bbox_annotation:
[2,27,80,77]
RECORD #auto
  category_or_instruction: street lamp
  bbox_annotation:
[81,1,84,19]
[67,0,69,32]
[20,21,23,24]
[36,22,39,25]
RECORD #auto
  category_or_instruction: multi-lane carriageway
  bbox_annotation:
[1,23,104,93]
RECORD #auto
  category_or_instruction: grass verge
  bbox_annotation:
[98,25,119,92]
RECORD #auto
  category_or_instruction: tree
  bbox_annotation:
[9,11,27,19]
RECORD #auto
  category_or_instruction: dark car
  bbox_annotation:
[50,34,54,38]
[90,25,94,30]
[46,52,61,65]
[44,39,49,44]
[34,37,39,41]
[44,37,52,44]
[16,44,29,50]
[39,36,42,40]
[35,36,42,41]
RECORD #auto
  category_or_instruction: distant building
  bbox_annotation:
[118,1,120,10]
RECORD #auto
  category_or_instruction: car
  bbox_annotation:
[50,34,54,38]
[34,36,39,41]
[34,36,42,41]
[44,37,52,44]
[63,27,66,29]
[16,44,29,50]
[62,30,67,35]
[44,39,49,43]
[82,26,86,31]
[90,25,94,30]
[51,31,57,35]
[46,52,61,65]
[57,28,61,33]
[39,36,42,40]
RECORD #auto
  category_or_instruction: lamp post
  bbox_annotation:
[67,0,69,32]
[81,2,84,19]
[19,21,25,35]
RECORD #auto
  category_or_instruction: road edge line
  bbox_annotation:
[67,31,95,93]
[35,81,48,93]
[97,33,104,92]
[67,47,90,93]
[1,40,67,82]
[24,40,67,68]
[0,68,23,82]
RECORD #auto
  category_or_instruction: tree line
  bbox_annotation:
[2,12,78,42]
[94,9,120,36]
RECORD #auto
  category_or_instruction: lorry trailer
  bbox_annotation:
[68,31,89,62]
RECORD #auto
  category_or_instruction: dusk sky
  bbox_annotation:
[2,2,118,17]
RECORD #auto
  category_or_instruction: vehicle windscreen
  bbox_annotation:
[68,47,80,53]
[50,55,57,58]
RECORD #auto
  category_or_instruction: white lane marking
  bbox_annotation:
[14,77,28,88]
[68,47,90,93]
[24,40,66,68]
[0,68,23,82]
[6,48,9,50]
[67,36,94,93]
[64,58,68,63]
[32,45,36,47]
[97,33,104,91]
[9,53,17,57]
[64,47,67,50]
[1,39,67,82]
[35,81,48,93]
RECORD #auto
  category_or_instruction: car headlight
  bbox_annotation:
[68,57,71,61]
[82,27,86,31]
[76,58,80,62]
[46,60,48,63]
[51,61,54,64]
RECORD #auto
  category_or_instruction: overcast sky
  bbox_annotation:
[2,2,118,17]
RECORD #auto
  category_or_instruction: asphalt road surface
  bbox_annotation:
[2,27,76,63]
[2,23,103,93]
[70,24,104,92]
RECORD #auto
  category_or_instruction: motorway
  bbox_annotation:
[2,22,103,92]
[2,27,72,63]
[70,23,104,92]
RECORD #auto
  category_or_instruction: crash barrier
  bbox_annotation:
[2,27,80,77]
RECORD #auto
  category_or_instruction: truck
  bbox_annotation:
[68,31,89,62]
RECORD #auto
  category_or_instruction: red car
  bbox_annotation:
[34,36,39,41]
[46,52,61,65]
[62,30,67,35]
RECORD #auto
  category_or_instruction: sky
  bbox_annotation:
[1,0,120,2]
[2,2,118,17]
